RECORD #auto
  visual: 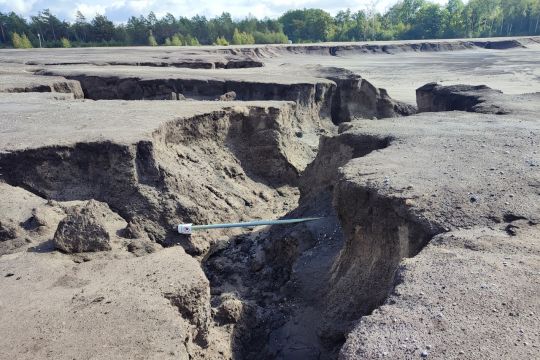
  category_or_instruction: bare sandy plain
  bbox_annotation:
[0,37,539,360]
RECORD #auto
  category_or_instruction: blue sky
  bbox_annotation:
[0,0,449,22]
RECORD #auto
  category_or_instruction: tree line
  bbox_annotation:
[1,0,539,48]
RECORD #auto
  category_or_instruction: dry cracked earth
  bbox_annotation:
[0,37,539,360]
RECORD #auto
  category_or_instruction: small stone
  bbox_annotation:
[421,350,429,357]
[426,345,432,350]
[127,239,161,257]
[219,91,236,101]
[215,296,243,324]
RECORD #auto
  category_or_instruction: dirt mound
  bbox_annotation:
[0,246,213,359]
[416,82,540,116]
[472,39,525,49]
[416,82,506,113]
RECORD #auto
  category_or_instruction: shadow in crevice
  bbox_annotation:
[203,189,345,360]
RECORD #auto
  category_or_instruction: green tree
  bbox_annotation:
[60,37,71,47]
[215,36,229,45]
[185,35,200,46]
[411,3,445,38]
[11,32,22,48]
[171,33,182,45]
[148,31,158,46]
[232,28,242,44]
[2,3,540,48]
[30,9,67,43]
[280,9,335,42]
[253,31,289,44]
[126,16,149,45]
[12,32,32,48]
[444,0,466,37]
[232,28,255,44]
[73,11,89,42]
[91,14,115,42]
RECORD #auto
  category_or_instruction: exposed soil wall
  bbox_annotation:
[37,66,415,124]
[0,103,317,256]
[216,38,528,58]
[416,82,508,114]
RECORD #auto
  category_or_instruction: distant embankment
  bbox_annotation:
[215,36,540,58]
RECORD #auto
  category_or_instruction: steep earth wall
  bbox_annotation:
[37,66,415,124]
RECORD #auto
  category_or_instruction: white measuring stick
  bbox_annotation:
[177,217,321,234]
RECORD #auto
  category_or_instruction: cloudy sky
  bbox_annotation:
[0,0,449,22]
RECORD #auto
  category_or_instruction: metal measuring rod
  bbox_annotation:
[177,217,321,234]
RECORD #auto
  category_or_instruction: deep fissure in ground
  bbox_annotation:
[0,70,444,359]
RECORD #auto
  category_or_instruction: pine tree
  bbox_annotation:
[21,34,33,48]
[232,28,242,44]
[11,32,22,48]
[60,37,71,48]
[171,34,182,46]
[148,31,158,46]
[215,36,229,46]
[11,33,33,48]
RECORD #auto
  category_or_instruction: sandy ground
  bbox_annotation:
[265,42,540,104]
[0,37,539,359]
[0,92,288,150]
[330,108,540,359]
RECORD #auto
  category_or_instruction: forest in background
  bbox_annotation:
[1,0,540,48]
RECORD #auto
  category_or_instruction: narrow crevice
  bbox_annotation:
[36,66,416,124]
[3,70,431,359]
[200,132,414,359]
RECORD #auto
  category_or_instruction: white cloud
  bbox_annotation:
[0,0,451,22]
[0,0,39,14]
[74,3,107,18]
